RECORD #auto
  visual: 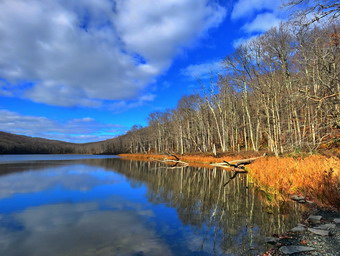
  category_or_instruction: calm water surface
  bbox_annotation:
[0,155,304,256]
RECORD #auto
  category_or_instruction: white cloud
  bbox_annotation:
[242,12,282,33]
[0,0,226,107]
[231,0,281,20]
[77,117,95,122]
[181,60,223,80]
[0,109,126,142]
[113,0,226,67]
[139,94,156,102]
[232,35,260,48]
[231,0,287,49]
[109,93,156,113]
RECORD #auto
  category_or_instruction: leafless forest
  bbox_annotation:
[113,14,339,156]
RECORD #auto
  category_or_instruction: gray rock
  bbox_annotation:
[308,228,330,236]
[265,237,279,244]
[307,215,322,223]
[279,246,315,254]
[315,223,336,230]
[291,226,306,232]
[334,218,340,224]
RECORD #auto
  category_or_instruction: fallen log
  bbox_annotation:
[155,158,189,166]
[211,153,266,169]
[153,152,266,170]
[155,153,189,167]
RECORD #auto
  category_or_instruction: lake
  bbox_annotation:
[0,155,304,256]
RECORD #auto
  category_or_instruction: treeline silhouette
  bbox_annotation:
[0,131,114,154]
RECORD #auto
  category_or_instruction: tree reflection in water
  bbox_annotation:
[86,158,305,255]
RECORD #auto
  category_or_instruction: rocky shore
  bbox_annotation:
[262,204,340,256]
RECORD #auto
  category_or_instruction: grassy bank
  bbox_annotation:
[248,155,339,209]
[119,153,340,209]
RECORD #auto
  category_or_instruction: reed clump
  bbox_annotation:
[248,155,340,209]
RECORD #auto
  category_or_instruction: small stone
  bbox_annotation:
[291,226,306,232]
[279,246,315,254]
[291,195,305,201]
[308,228,330,236]
[315,223,336,230]
[307,215,322,224]
[334,218,340,224]
[297,223,306,227]
[265,237,279,244]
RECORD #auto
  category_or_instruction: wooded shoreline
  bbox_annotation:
[119,153,340,210]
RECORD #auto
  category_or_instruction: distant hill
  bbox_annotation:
[0,131,114,154]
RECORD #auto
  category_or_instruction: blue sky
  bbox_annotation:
[0,0,291,143]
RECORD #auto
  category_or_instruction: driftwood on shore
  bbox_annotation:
[210,153,266,170]
[154,153,189,168]
[155,152,266,171]
[214,153,266,186]
[154,158,189,166]
[152,152,267,186]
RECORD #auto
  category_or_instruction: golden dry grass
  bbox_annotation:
[118,153,169,161]
[248,155,340,209]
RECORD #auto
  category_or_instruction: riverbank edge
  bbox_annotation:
[118,152,339,210]
[262,207,340,256]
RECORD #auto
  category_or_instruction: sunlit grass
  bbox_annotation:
[248,155,340,209]
[118,153,170,161]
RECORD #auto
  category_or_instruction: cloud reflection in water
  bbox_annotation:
[0,201,172,256]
